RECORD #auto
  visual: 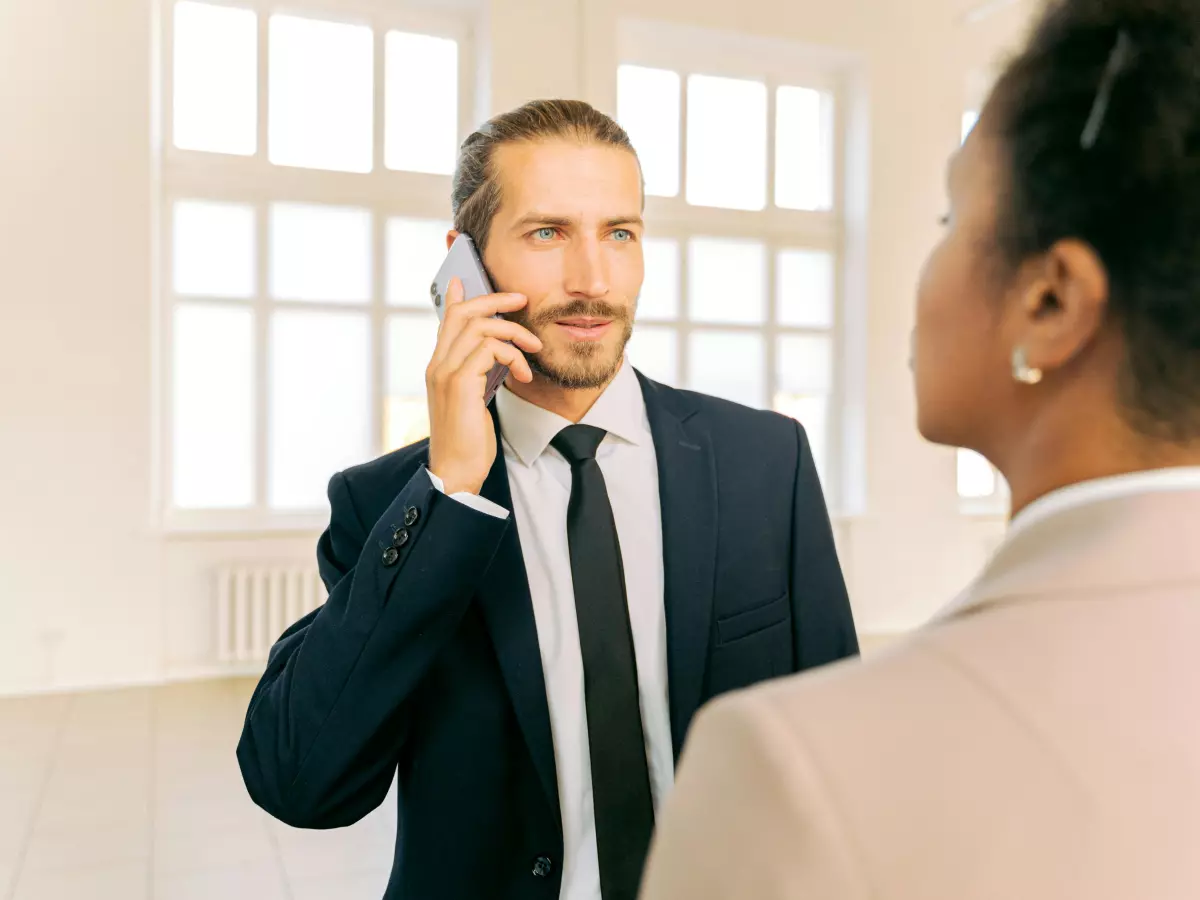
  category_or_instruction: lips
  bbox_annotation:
[554,317,613,341]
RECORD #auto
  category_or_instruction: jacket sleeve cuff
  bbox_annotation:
[425,468,510,520]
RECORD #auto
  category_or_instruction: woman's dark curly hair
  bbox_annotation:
[988,0,1200,440]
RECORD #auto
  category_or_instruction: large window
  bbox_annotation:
[614,21,848,497]
[160,0,473,529]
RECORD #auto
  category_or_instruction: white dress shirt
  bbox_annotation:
[427,360,674,900]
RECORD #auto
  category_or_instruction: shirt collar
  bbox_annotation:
[1006,466,1200,542]
[494,358,649,467]
[932,465,1200,623]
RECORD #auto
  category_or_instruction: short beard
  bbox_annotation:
[506,299,634,390]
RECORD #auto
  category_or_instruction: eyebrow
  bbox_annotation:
[511,213,645,231]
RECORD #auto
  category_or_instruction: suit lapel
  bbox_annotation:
[474,407,560,817]
[638,374,719,761]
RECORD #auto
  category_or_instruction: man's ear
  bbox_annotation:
[445,229,459,251]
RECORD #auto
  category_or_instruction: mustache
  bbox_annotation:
[516,299,632,328]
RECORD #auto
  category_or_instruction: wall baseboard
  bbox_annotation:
[0,663,264,700]
[0,637,913,701]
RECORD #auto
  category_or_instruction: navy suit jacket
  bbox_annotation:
[237,372,858,900]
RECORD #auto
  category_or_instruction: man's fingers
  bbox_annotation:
[448,292,528,322]
[431,289,527,366]
[438,319,540,374]
[460,338,533,385]
[445,276,464,306]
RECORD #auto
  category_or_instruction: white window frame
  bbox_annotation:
[617,19,856,510]
[155,0,479,534]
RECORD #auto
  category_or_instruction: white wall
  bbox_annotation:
[0,0,1036,695]
[1,0,163,691]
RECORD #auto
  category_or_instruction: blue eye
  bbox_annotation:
[534,227,556,240]
[612,229,633,242]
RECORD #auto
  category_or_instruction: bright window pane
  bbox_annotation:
[688,238,765,325]
[385,32,458,175]
[778,249,834,329]
[778,334,832,396]
[384,314,439,451]
[626,327,678,386]
[270,204,371,303]
[617,65,681,197]
[687,332,764,407]
[962,110,979,144]
[384,397,431,454]
[637,238,679,321]
[173,304,254,508]
[388,218,451,307]
[269,15,373,173]
[173,200,255,297]
[957,448,997,498]
[775,86,834,211]
[270,311,371,509]
[173,2,257,155]
[775,394,827,485]
[686,74,767,211]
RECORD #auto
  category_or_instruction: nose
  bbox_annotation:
[563,235,609,299]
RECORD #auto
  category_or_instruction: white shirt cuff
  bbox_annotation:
[426,469,510,520]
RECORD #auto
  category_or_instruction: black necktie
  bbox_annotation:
[552,424,655,900]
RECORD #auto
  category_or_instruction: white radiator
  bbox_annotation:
[215,566,328,664]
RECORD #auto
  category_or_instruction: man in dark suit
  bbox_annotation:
[237,99,857,900]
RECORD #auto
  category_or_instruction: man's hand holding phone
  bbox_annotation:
[425,277,543,496]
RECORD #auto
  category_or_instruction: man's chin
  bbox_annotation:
[529,344,626,390]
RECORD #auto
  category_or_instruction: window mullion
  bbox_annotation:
[676,74,690,388]
[764,76,779,411]
[254,200,271,514]
[253,11,271,514]
[371,26,388,457]
[371,223,387,459]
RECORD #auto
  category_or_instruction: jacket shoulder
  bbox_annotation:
[642,376,801,443]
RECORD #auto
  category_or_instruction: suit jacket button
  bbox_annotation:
[532,856,553,877]
[392,528,409,548]
[382,547,400,566]
[404,506,420,526]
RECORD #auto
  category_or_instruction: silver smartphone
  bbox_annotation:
[430,233,509,406]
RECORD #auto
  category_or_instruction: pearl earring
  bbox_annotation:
[1012,347,1043,385]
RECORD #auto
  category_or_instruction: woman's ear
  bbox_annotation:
[1019,239,1110,373]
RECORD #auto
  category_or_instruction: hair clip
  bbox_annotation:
[1080,30,1134,150]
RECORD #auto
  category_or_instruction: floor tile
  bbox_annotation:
[275,819,394,881]
[0,680,413,900]
[12,862,149,900]
[0,817,33,862]
[154,792,266,838]
[155,769,250,809]
[22,820,150,873]
[0,694,71,727]
[289,868,392,900]
[154,861,287,900]
[154,821,274,876]
[34,787,150,832]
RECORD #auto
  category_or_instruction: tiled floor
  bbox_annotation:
[0,679,396,900]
